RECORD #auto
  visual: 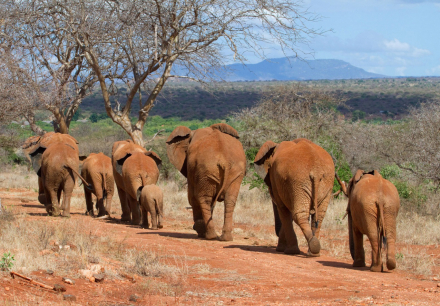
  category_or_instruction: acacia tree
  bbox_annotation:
[1,0,98,134]
[38,0,323,146]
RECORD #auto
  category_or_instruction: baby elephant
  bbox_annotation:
[337,170,400,272]
[81,153,115,218]
[139,184,163,230]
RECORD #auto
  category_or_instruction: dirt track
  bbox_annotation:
[0,188,439,305]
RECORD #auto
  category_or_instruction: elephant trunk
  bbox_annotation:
[272,201,282,237]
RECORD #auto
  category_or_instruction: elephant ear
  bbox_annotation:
[145,151,162,169]
[210,123,239,139]
[354,169,365,183]
[254,140,278,179]
[115,153,132,176]
[28,145,47,177]
[166,126,191,177]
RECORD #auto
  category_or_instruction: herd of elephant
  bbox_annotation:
[22,123,400,273]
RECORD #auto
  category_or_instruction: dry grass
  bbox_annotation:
[396,247,435,276]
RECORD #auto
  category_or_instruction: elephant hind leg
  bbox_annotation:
[219,185,241,241]
[198,195,217,240]
[277,204,300,255]
[352,227,366,268]
[294,212,319,256]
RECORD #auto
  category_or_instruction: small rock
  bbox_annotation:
[63,294,76,301]
[129,294,139,302]
[5,287,9,291]
[54,284,66,292]
[355,290,360,293]
[79,269,93,279]
[20,199,29,203]
[89,277,95,283]
[437,283,440,287]
[252,241,259,246]
[89,264,103,273]
[39,249,52,256]
[62,278,75,285]
[88,256,99,264]
[93,273,105,282]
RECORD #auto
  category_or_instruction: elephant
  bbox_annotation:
[23,132,91,217]
[166,123,246,241]
[254,138,335,256]
[112,139,162,225]
[139,184,164,230]
[336,170,400,272]
[81,152,115,218]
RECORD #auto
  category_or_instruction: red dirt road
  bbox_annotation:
[0,188,439,305]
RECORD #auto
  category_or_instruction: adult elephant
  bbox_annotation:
[254,138,335,256]
[336,170,400,272]
[166,123,246,241]
[81,152,115,218]
[23,132,90,216]
[112,139,162,225]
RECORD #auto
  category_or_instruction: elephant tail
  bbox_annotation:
[212,165,229,208]
[65,166,93,192]
[376,200,386,270]
[310,174,319,235]
[102,172,107,198]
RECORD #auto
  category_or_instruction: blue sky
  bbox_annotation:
[250,0,440,77]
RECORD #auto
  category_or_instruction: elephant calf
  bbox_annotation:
[337,170,400,272]
[139,184,163,229]
[81,153,115,218]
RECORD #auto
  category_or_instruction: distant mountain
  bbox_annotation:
[223,58,384,81]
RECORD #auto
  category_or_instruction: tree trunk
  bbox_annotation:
[25,112,46,136]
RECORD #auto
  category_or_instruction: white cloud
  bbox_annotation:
[384,39,411,52]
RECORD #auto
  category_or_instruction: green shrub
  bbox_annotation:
[0,252,15,271]
[380,164,400,180]
[245,147,259,163]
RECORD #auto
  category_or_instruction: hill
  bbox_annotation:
[223,58,384,81]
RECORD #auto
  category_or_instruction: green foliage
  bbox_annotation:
[89,112,108,123]
[245,147,259,163]
[380,164,400,180]
[0,252,15,271]
[89,113,99,123]
[394,181,411,199]
[242,172,267,191]
[72,109,82,121]
[352,110,366,121]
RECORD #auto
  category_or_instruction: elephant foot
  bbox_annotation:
[276,243,286,252]
[157,224,163,229]
[370,264,383,272]
[48,205,61,217]
[386,258,396,271]
[353,259,366,267]
[219,232,233,241]
[121,213,131,222]
[131,217,141,226]
[193,220,206,237]
[307,250,320,257]
[150,226,158,230]
[205,229,218,240]
[284,246,300,255]
[85,210,95,217]
[308,236,321,255]
[97,215,109,220]
[38,194,48,205]
[62,211,71,218]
